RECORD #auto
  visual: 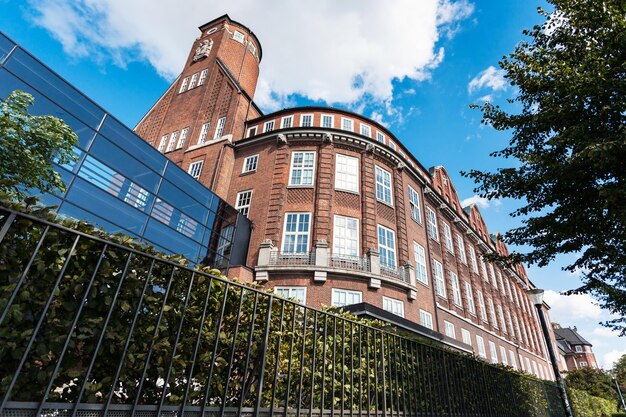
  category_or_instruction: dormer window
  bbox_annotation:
[575,345,583,353]
[233,31,245,43]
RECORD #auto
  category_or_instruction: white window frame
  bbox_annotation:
[281,212,311,254]
[188,161,203,179]
[281,115,293,129]
[509,350,517,370]
[488,341,498,364]
[461,328,472,346]
[450,272,462,307]
[275,286,307,305]
[426,207,439,241]
[480,256,489,282]
[579,361,588,367]
[456,235,467,263]
[575,345,583,353]
[198,69,208,85]
[214,117,226,139]
[375,165,393,205]
[433,260,446,298]
[166,131,178,152]
[469,246,479,274]
[333,215,359,257]
[235,190,253,217]
[497,304,507,333]
[246,126,258,137]
[332,288,362,307]
[289,151,316,186]
[377,225,396,268]
[335,154,359,192]
[158,134,168,152]
[264,120,275,133]
[464,282,476,315]
[488,297,498,328]
[500,346,508,366]
[198,123,209,144]
[360,124,371,137]
[233,30,245,43]
[389,141,396,150]
[413,242,428,285]
[443,223,454,254]
[321,114,334,128]
[242,154,259,174]
[407,186,422,223]
[383,296,404,318]
[376,131,385,144]
[420,309,433,330]
[477,290,488,322]
[179,77,189,93]
[476,335,486,358]
[300,114,313,127]
[489,263,497,289]
[341,117,354,132]
[497,271,505,293]
[444,321,455,339]
[177,127,189,149]
[189,72,198,89]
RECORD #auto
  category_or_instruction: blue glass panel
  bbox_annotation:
[58,200,134,237]
[0,32,16,63]
[149,198,204,243]
[98,116,166,174]
[0,69,97,150]
[4,48,104,129]
[163,162,215,206]
[90,135,161,192]
[65,176,148,234]
[157,178,208,223]
[143,218,201,260]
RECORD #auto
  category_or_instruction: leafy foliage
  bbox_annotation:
[463,0,626,333]
[613,353,626,395]
[568,388,618,417]
[0,90,78,200]
[0,200,566,415]
[565,367,616,401]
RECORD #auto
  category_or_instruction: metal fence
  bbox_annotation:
[0,206,566,417]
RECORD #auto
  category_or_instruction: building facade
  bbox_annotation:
[0,31,251,268]
[132,15,558,380]
[552,324,599,373]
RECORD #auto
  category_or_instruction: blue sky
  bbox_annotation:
[1,0,623,367]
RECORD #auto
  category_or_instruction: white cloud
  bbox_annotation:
[602,348,626,369]
[468,65,507,94]
[477,94,492,102]
[544,290,603,320]
[461,194,500,209]
[27,0,473,111]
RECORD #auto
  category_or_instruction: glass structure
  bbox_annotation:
[0,32,251,268]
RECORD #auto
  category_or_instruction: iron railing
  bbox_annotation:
[0,206,566,417]
[269,251,315,266]
[380,265,410,284]
[329,255,370,272]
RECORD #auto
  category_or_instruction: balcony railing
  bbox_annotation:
[329,254,370,272]
[0,206,566,417]
[380,264,411,284]
[269,251,315,266]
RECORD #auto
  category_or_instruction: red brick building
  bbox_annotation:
[552,324,599,373]
[134,14,557,380]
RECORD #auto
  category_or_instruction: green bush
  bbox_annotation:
[569,388,618,417]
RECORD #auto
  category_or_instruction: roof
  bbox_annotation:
[553,327,592,346]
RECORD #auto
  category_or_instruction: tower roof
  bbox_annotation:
[198,14,263,62]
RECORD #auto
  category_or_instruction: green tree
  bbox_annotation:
[565,367,616,401]
[463,0,626,334]
[0,90,77,200]
[613,354,626,393]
